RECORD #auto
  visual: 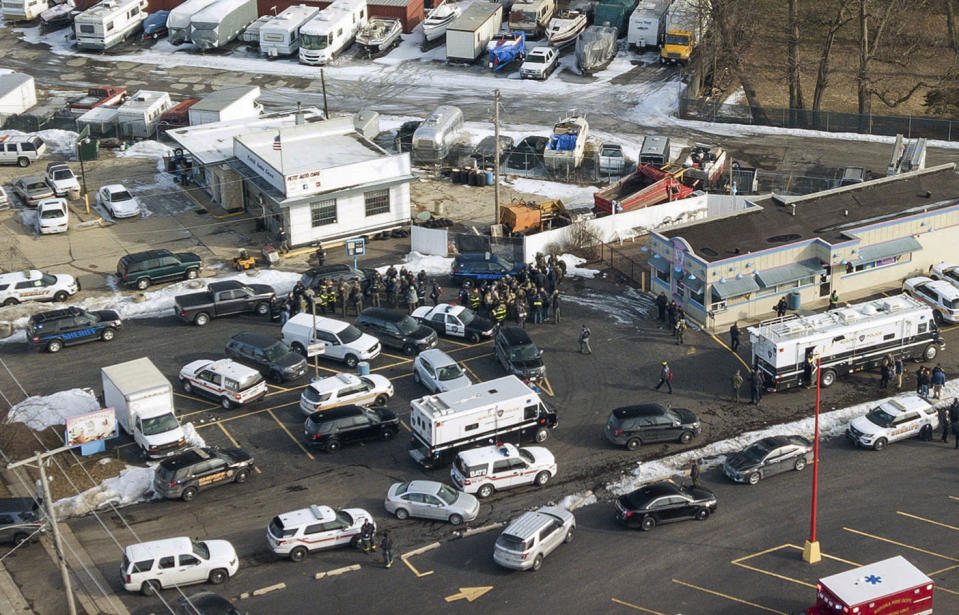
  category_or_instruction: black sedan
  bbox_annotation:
[722,435,813,485]
[615,481,717,531]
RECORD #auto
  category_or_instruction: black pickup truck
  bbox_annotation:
[174,280,276,326]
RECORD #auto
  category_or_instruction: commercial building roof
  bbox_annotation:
[663,164,959,263]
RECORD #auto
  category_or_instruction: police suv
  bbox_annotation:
[266,504,374,562]
[0,270,79,306]
[846,395,940,451]
[178,359,267,409]
[450,443,557,498]
[153,447,255,502]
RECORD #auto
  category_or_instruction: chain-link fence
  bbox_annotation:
[449,231,525,264]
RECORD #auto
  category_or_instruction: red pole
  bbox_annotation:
[809,356,821,544]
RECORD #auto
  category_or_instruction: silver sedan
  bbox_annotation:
[384,480,479,526]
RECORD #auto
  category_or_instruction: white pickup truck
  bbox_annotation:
[846,395,940,451]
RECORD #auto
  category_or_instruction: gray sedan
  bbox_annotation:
[722,435,813,485]
[13,176,54,207]
[384,480,479,526]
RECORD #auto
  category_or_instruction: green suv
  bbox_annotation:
[117,249,202,290]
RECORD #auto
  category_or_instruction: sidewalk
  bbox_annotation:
[0,561,32,615]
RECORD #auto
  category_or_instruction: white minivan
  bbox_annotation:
[121,537,239,596]
[281,313,380,368]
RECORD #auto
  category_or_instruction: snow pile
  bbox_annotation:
[0,128,78,155]
[557,254,599,279]
[181,422,206,448]
[117,140,172,159]
[557,491,597,511]
[54,465,158,519]
[503,178,596,208]
[6,389,100,431]
[375,251,453,276]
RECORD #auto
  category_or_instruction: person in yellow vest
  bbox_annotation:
[492,301,507,330]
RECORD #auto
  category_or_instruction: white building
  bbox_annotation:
[188,85,262,126]
[0,72,37,120]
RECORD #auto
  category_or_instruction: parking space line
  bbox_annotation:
[843,527,959,562]
[174,391,213,404]
[461,352,493,363]
[898,511,959,532]
[400,542,438,578]
[442,338,473,348]
[610,598,668,614]
[708,333,751,371]
[461,362,481,383]
[927,563,959,577]
[216,422,262,474]
[311,359,342,375]
[372,358,414,372]
[447,341,492,355]
[948,495,959,502]
[380,351,411,361]
[266,408,315,460]
[730,545,817,589]
[268,383,294,392]
[180,404,223,419]
[399,420,411,432]
[671,579,787,615]
[539,378,554,397]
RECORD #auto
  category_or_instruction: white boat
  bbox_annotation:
[543,111,588,173]
[356,17,402,57]
[546,9,587,47]
[422,1,460,42]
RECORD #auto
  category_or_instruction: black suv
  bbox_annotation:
[604,404,701,450]
[152,447,255,502]
[0,498,45,546]
[28,306,122,353]
[300,264,373,293]
[225,331,307,383]
[355,307,437,355]
[117,249,202,290]
[304,405,399,453]
[494,326,546,381]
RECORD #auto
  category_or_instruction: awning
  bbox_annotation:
[711,276,760,299]
[684,275,704,293]
[853,237,922,264]
[756,261,823,288]
[649,254,668,271]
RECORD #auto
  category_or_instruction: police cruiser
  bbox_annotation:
[178,359,267,409]
[0,270,79,306]
[847,395,940,451]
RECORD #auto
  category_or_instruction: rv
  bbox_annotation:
[189,0,257,51]
[74,0,149,50]
[116,90,173,139]
[298,0,368,65]
[259,4,320,57]
[628,0,670,49]
[165,0,218,43]
[2,0,49,21]
[411,105,463,164]
[446,2,503,63]
[508,0,555,36]
[748,294,945,391]
[407,375,558,469]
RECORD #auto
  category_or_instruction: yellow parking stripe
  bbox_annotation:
[672,579,787,615]
[610,598,667,614]
[380,351,411,361]
[399,420,411,432]
[539,378,554,397]
[268,383,294,392]
[175,392,212,404]
[442,338,473,348]
[267,409,315,460]
[461,352,493,363]
[372,358,415,372]
[897,511,959,532]
[462,362,481,383]
[843,527,959,562]
[709,333,750,371]
[217,422,261,474]
[194,400,299,427]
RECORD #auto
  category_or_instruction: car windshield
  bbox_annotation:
[946,269,959,284]
[191,540,209,560]
[396,316,420,336]
[53,170,72,180]
[742,443,769,463]
[496,534,527,551]
[269,517,295,538]
[458,309,475,325]
[238,371,264,389]
[140,413,179,435]
[339,325,363,344]
[303,387,331,403]
[111,190,133,201]
[945,297,959,310]
[301,33,329,49]
[624,489,653,509]
[509,343,540,361]
[336,510,353,525]
[526,54,545,63]
[437,364,464,381]
[264,341,291,362]
[435,484,458,505]
[27,182,47,191]
[865,407,896,428]
[519,448,534,463]
[41,273,57,285]
[664,33,689,45]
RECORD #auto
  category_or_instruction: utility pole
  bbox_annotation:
[493,89,501,228]
[320,68,329,119]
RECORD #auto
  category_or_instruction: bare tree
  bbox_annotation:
[947,0,959,53]
[711,0,769,123]
[811,0,853,113]
[787,0,805,111]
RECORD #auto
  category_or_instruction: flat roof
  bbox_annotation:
[449,2,500,31]
[663,165,959,263]
[0,72,33,94]
[192,86,260,113]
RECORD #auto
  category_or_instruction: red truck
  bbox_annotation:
[593,164,694,214]
[158,99,200,133]
[806,556,933,615]
[69,86,127,113]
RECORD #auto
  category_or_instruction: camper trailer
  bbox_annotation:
[189,0,257,50]
[446,2,503,62]
[508,0,555,36]
[166,0,218,43]
[116,90,172,139]
[298,0,368,65]
[628,0,669,49]
[2,0,50,22]
[74,0,149,50]
[259,4,319,56]
[411,105,463,164]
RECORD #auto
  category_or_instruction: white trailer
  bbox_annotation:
[116,90,172,139]
[508,0,555,36]
[1,0,49,22]
[166,0,218,44]
[259,4,320,56]
[188,85,261,125]
[407,375,558,469]
[102,357,185,459]
[748,294,945,391]
[446,2,503,63]
[74,0,149,50]
[628,0,670,49]
[298,0,368,65]
[189,0,258,51]
[0,73,37,119]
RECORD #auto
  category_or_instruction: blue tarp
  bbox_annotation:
[548,133,578,151]
[488,32,526,71]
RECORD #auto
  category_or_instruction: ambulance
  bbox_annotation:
[806,555,933,615]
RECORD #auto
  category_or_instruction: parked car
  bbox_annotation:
[615,481,718,531]
[450,443,555,498]
[97,184,141,218]
[178,359,267,409]
[174,280,276,326]
[304,405,399,452]
[384,480,479,525]
[27,306,121,353]
[412,303,494,343]
[121,537,239,596]
[413,348,471,392]
[0,135,46,167]
[506,136,548,170]
[603,403,701,450]
[470,135,514,165]
[520,46,559,79]
[300,263,373,293]
[35,198,69,234]
[0,269,78,306]
[598,143,626,175]
[493,505,574,571]
[267,504,373,562]
[281,313,380,368]
[172,592,241,615]
[13,175,54,207]
[723,435,813,485]
[0,498,45,546]
[44,162,80,196]
[494,326,546,381]
[299,372,393,416]
[846,395,939,451]
[929,262,959,287]
[451,253,524,285]
[355,307,438,355]
[902,276,959,323]
[153,446,255,501]
[116,249,202,290]
[225,331,307,384]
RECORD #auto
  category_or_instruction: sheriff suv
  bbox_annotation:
[27,306,122,353]
[450,443,556,498]
[178,359,267,409]
[847,395,939,451]
[267,504,374,562]
[153,447,255,502]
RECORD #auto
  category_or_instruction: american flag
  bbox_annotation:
[273,133,282,151]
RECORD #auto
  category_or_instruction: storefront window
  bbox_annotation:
[310,199,337,227]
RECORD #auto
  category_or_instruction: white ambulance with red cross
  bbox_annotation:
[178,359,267,409]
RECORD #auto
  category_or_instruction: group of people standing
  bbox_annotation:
[458,254,566,329]
[654,292,689,345]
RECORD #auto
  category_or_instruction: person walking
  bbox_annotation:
[550,289,561,324]
[380,531,394,569]
[751,368,765,405]
[656,292,667,322]
[731,369,743,403]
[729,323,741,353]
[578,325,592,354]
[895,356,904,390]
[689,459,701,488]
[667,301,678,330]
[675,317,687,345]
[938,404,950,443]
[655,361,673,394]
[932,364,946,399]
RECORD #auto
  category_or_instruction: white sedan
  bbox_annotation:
[299,372,394,415]
[413,349,471,392]
[97,184,141,219]
[35,198,69,234]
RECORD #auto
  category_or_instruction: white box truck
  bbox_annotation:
[446,2,503,63]
[102,357,186,459]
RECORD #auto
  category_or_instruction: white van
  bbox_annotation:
[0,270,79,306]
[281,313,380,368]
[0,135,46,168]
[121,537,239,596]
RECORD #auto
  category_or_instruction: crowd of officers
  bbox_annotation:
[457,254,567,328]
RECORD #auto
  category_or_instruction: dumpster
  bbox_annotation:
[78,138,99,162]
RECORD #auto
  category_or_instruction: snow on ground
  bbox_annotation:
[182,422,206,449]
[564,285,656,325]
[54,464,158,519]
[6,388,100,430]
[503,177,597,207]
[557,254,599,279]
[375,251,453,276]
[117,140,172,159]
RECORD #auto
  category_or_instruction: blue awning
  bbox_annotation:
[756,261,823,288]
[853,237,922,264]
[712,276,760,299]
[684,275,704,293]
[649,254,668,271]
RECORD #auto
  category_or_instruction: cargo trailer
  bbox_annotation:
[189,0,258,51]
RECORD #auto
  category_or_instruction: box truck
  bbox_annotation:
[101,357,186,459]
[446,2,503,63]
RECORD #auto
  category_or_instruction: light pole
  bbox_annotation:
[803,355,822,564]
